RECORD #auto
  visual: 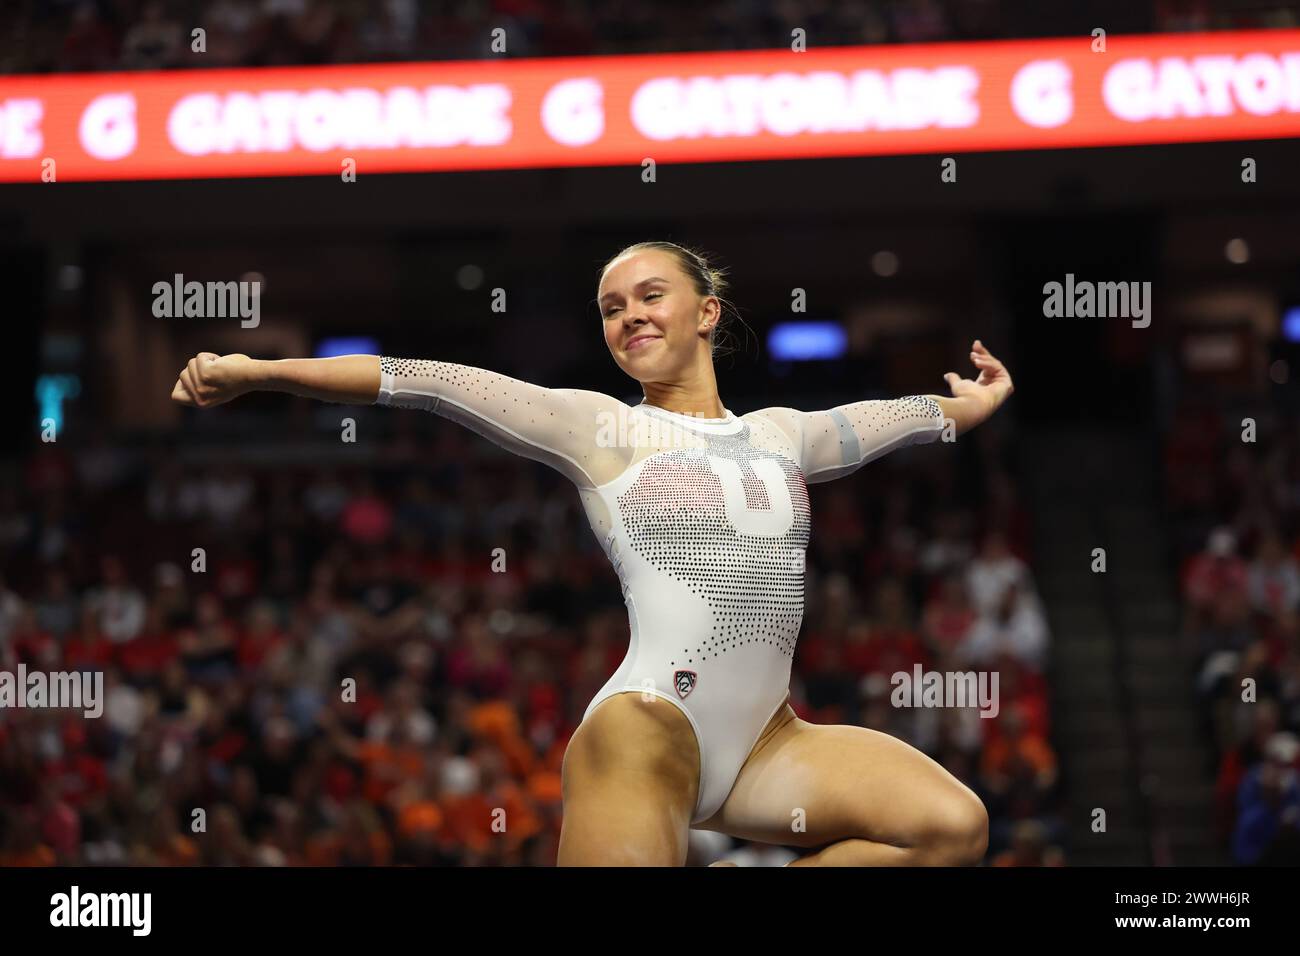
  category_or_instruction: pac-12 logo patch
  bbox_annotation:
[674,670,697,699]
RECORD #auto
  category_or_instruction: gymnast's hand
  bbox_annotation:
[170,352,259,408]
[943,340,1014,420]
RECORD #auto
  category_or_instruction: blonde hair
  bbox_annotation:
[599,241,744,359]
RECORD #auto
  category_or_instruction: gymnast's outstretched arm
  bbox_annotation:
[748,338,1014,483]
[168,351,632,489]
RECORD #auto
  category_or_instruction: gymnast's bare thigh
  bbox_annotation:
[556,692,795,866]
[693,705,989,866]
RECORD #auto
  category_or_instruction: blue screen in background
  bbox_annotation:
[1283,307,1300,343]
[36,373,81,435]
[315,336,380,358]
[768,321,847,361]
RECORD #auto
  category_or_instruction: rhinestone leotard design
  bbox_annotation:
[375,356,945,823]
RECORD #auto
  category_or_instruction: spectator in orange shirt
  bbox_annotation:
[0,808,56,866]
[479,747,543,851]
[145,811,200,866]
[981,706,1058,808]
[305,800,392,866]
[437,753,493,855]
[469,698,535,778]
[991,819,1065,866]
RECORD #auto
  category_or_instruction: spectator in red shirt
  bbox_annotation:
[237,599,288,671]
[340,476,394,546]
[11,605,58,670]
[922,570,978,656]
[446,615,512,697]
[860,577,930,677]
[116,601,180,683]
[58,2,119,72]
[1184,526,1249,618]
[63,604,115,671]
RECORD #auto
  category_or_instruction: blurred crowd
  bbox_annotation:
[1165,398,1300,865]
[2,0,1297,75]
[0,396,1060,866]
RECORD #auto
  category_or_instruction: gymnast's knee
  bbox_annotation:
[919,791,989,866]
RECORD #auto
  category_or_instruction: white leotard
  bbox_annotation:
[375,356,946,823]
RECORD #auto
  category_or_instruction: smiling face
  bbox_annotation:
[598,249,720,383]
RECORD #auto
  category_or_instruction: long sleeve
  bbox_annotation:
[374,356,629,489]
[751,395,946,484]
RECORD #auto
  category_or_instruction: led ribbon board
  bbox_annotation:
[0,30,1297,182]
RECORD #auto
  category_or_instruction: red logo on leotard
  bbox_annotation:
[674,670,697,699]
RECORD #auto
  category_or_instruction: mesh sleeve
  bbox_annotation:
[374,356,629,489]
[751,396,947,484]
